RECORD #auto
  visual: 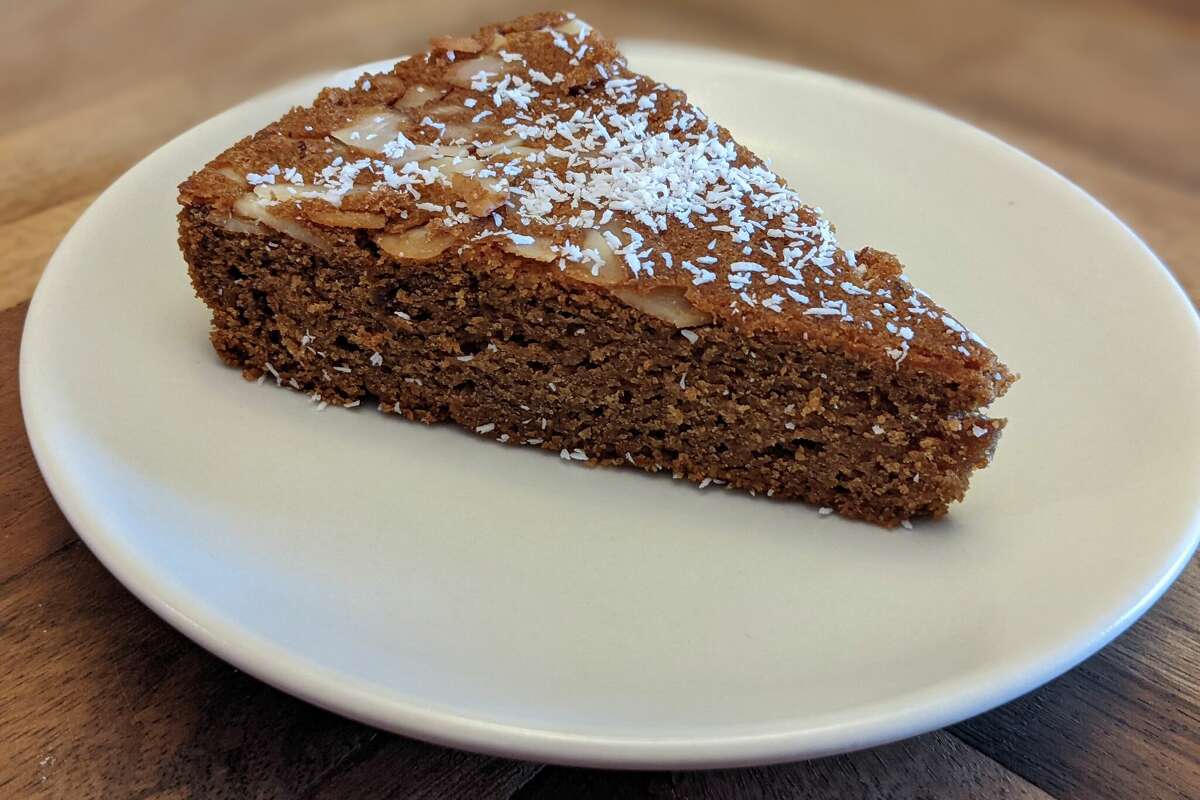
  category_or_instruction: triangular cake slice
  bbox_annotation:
[178,11,1016,527]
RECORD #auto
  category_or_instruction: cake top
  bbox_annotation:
[179,10,1014,397]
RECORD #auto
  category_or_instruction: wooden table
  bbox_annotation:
[2,1,1197,797]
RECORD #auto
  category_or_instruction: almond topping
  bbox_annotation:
[304,209,387,229]
[430,35,482,54]
[394,84,446,110]
[501,236,557,262]
[330,109,408,153]
[233,195,328,250]
[475,136,528,157]
[450,173,509,217]
[445,54,512,89]
[422,154,485,175]
[413,144,467,163]
[377,224,455,260]
[562,228,626,285]
[252,183,312,202]
[215,166,246,185]
[612,286,712,328]
[412,101,480,142]
[556,18,590,37]
[476,137,537,158]
[213,215,265,236]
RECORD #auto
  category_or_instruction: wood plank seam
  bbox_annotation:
[944,728,1061,798]
[0,539,80,592]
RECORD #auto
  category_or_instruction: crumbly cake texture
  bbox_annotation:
[178,11,1016,527]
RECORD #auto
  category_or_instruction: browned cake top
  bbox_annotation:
[179,10,1014,398]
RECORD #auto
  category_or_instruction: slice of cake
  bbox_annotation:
[178,11,1016,527]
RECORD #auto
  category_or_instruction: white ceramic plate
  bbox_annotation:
[21,42,1200,768]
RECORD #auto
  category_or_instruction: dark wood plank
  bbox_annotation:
[952,559,1200,800]
[674,733,1054,799]
[517,733,1053,799]
[0,303,76,584]
[304,739,540,800]
[0,542,541,799]
[515,768,672,799]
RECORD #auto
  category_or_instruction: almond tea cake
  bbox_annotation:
[178,11,1017,527]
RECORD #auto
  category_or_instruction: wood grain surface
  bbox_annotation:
[1,1,1197,797]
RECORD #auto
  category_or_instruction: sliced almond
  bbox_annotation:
[449,173,509,216]
[556,17,591,37]
[495,146,543,161]
[304,209,387,229]
[215,166,246,185]
[501,236,557,262]
[253,183,380,208]
[559,228,626,286]
[233,195,328,250]
[413,100,486,142]
[252,183,316,203]
[485,32,508,52]
[419,154,508,215]
[394,84,446,110]
[612,286,712,328]
[377,224,455,260]
[444,54,512,89]
[400,143,451,163]
[430,35,482,54]
[331,109,408,153]
[418,100,473,119]
[476,136,538,158]
[213,215,265,236]
[420,152,479,175]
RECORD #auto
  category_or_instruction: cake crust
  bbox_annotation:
[178,11,1016,526]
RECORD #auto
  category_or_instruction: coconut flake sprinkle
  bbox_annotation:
[228,15,996,373]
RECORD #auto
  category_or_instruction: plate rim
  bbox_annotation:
[19,41,1200,768]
